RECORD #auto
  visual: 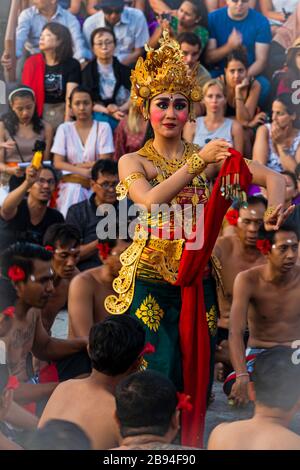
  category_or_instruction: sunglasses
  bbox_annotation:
[102,7,123,14]
[231,0,249,3]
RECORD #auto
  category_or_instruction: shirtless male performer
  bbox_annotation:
[208,347,300,450]
[227,224,300,405]
[68,238,130,338]
[42,223,80,333]
[1,242,89,406]
[212,196,267,373]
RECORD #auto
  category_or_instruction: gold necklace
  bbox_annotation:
[138,139,191,178]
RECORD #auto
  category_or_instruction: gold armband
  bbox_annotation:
[264,206,276,223]
[186,153,207,175]
[116,172,145,200]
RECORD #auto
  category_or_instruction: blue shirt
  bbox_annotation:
[16,5,91,61]
[208,7,271,75]
[83,7,149,63]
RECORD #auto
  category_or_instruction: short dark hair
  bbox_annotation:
[0,242,52,283]
[42,22,73,64]
[245,195,268,209]
[91,27,116,47]
[253,346,300,411]
[69,85,94,105]
[225,46,248,69]
[177,31,202,51]
[88,316,145,376]
[39,165,58,185]
[265,223,300,245]
[91,159,118,181]
[281,170,298,190]
[43,223,81,248]
[26,419,91,450]
[115,370,178,437]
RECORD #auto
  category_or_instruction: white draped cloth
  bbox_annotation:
[51,120,114,217]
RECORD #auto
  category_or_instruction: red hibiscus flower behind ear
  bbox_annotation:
[256,239,271,255]
[97,242,111,260]
[2,306,15,318]
[44,245,54,253]
[225,209,239,226]
[176,392,193,412]
[7,265,25,282]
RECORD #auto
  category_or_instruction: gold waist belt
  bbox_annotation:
[104,237,185,315]
[61,174,90,189]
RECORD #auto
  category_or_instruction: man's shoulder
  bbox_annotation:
[45,207,64,222]
[67,198,90,215]
[83,11,102,27]
[123,6,145,20]
[248,8,270,24]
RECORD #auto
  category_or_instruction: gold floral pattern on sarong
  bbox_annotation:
[206,305,217,337]
[135,294,164,332]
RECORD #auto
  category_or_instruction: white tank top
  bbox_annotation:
[193,117,233,147]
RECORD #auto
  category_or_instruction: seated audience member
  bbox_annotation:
[253,94,300,173]
[27,419,91,450]
[0,242,90,407]
[53,87,114,217]
[66,159,119,271]
[1,0,89,78]
[149,1,209,51]
[112,370,195,450]
[270,38,300,104]
[22,23,81,130]
[83,0,149,66]
[183,79,244,154]
[38,316,146,449]
[68,238,130,338]
[0,86,53,195]
[177,32,211,88]
[0,165,63,253]
[205,0,271,105]
[208,347,300,450]
[283,171,300,235]
[114,103,148,161]
[82,27,131,130]
[42,224,81,333]
[221,48,264,128]
[259,0,298,34]
[267,3,300,77]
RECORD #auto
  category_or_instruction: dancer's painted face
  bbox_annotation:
[149,93,189,137]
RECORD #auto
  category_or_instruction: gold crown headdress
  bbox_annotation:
[130,30,202,119]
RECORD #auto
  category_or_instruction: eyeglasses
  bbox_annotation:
[36,177,56,186]
[102,7,123,14]
[94,40,115,48]
[231,0,249,3]
[95,181,118,190]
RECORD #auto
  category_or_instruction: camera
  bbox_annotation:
[160,12,172,22]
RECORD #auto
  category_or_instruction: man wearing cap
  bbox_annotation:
[83,0,149,66]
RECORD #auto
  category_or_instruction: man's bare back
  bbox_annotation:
[208,419,300,450]
[244,265,300,348]
[38,377,120,449]
[214,235,265,329]
[68,267,113,338]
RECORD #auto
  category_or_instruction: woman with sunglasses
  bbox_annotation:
[52,86,114,217]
